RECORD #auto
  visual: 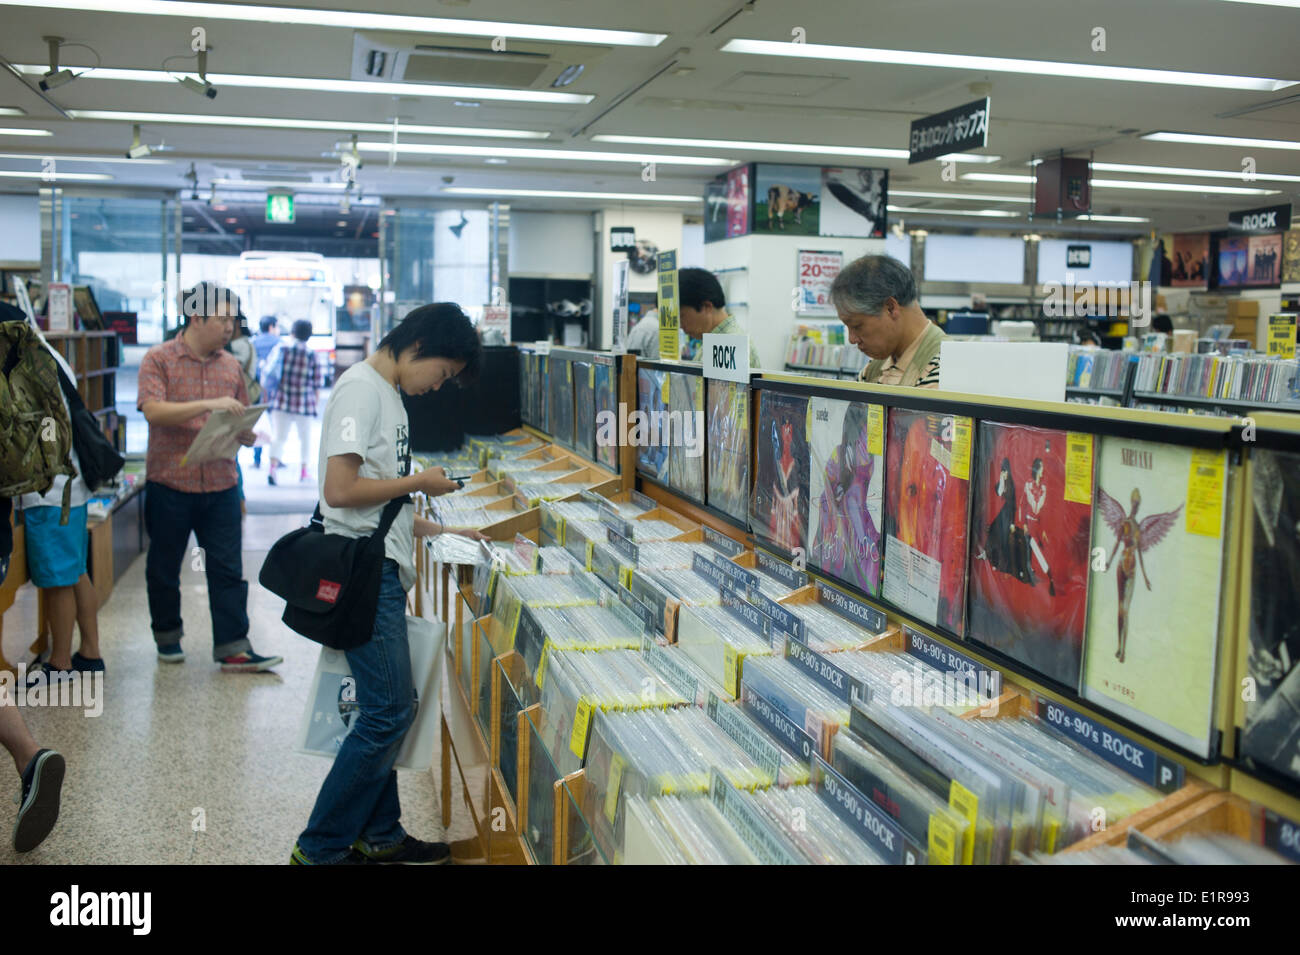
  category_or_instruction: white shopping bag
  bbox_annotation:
[295,615,445,773]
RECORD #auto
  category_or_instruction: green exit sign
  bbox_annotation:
[266,193,295,223]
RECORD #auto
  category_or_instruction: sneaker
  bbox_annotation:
[267,471,277,486]
[290,842,368,865]
[25,660,74,688]
[353,835,451,865]
[157,643,185,664]
[71,652,105,673]
[13,749,65,853]
[219,650,283,673]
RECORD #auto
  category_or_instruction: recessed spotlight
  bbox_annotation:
[212,204,228,211]
[484,157,508,165]
[336,219,347,226]
[225,217,237,223]
[551,64,585,88]
[235,227,245,234]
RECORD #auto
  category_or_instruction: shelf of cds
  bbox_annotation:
[416,355,1300,865]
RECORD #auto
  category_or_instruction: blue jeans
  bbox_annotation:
[297,561,413,862]
[144,481,252,660]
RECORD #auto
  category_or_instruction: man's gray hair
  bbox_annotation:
[829,255,917,315]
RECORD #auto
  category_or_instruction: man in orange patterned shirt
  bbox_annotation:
[137,283,283,672]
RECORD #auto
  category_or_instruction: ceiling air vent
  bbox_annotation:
[351,32,609,89]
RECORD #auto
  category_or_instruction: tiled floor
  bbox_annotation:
[1,510,480,865]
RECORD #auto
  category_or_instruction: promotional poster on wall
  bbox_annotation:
[752,390,810,554]
[882,409,972,634]
[1081,437,1225,758]
[1159,233,1209,288]
[754,164,822,235]
[820,167,889,238]
[808,398,885,597]
[1215,232,1283,289]
[967,423,1094,687]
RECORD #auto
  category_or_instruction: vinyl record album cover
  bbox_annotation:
[967,423,1094,686]
[808,397,884,596]
[752,390,810,553]
[707,378,750,521]
[636,368,668,479]
[1242,448,1300,784]
[573,360,595,462]
[1081,437,1226,757]
[882,409,972,634]
[666,371,705,502]
[548,358,574,448]
[594,361,618,471]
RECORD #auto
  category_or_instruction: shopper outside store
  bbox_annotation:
[292,302,481,865]
[137,282,282,673]
[831,254,946,389]
[266,320,324,485]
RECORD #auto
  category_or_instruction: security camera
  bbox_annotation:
[39,69,76,92]
[176,75,218,99]
[126,142,152,159]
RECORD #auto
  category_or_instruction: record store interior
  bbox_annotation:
[1,0,1300,870]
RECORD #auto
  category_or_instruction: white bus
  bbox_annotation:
[227,252,337,384]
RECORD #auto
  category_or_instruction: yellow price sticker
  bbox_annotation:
[1064,432,1094,505]
[565,362,572,383]
[620,565,634,590]
[534,642,550,690]
[661,374,671,403]
[723,646,739,696]
[948,780,979,866]
[867,404,884,458]
[604,754,626,825]
[928,812,959,866]
[1043,817,1061,855]
[1186,447,1226,538]
[509,603,523,648]
[588,363,596,388]
[569,697,593,758]
[949,417,972,481]
[805,401,813,441]
[585,539,594,572]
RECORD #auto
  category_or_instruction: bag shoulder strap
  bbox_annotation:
[310,496,409,539]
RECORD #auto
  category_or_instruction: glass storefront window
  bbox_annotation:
[380,206,490,337]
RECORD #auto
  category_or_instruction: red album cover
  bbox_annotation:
[882,409,972,634]
[967,423,1094,686]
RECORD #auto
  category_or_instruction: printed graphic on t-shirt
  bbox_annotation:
[396,423,410,477]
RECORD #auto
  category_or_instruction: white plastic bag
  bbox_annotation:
[295,615,445,772]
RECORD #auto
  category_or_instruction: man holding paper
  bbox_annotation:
[137,282,282,673]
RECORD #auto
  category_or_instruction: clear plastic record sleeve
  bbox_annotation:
[666,371,705,502]
[706,378,750,522]
[808,397,885,597]
[1242,447,1300,785]
[751,390,810,554]
[966,423,1094,687]
[882,408,972,635]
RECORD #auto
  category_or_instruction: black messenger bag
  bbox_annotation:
[258,496,410,650]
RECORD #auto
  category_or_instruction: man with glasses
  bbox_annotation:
[136,282,283,672]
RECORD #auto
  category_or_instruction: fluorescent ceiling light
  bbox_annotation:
[68,109,549,139]
[0,128,53,137]
[967,171,1279,195]
[720,38,1296,91]
[14,66,592,105]
[0,151,170,165]
[891,189,1031,203]
[210,179,349,191]
[0,170,112,180]
[963,173,1035,183]
[1090,178,1279,195]
[887,205,1020,217]
[353,142,733,166]
[1087,161,1300,184]
[1078,214,1151,223]
[1217,0,1300,6]
[442,187,699,202]
[1142,130,1300,150]
[590,133,1000,163]
[0,108,27,117]
[0,1,666,46]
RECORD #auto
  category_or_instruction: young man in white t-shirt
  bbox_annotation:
[292,302,482,866]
